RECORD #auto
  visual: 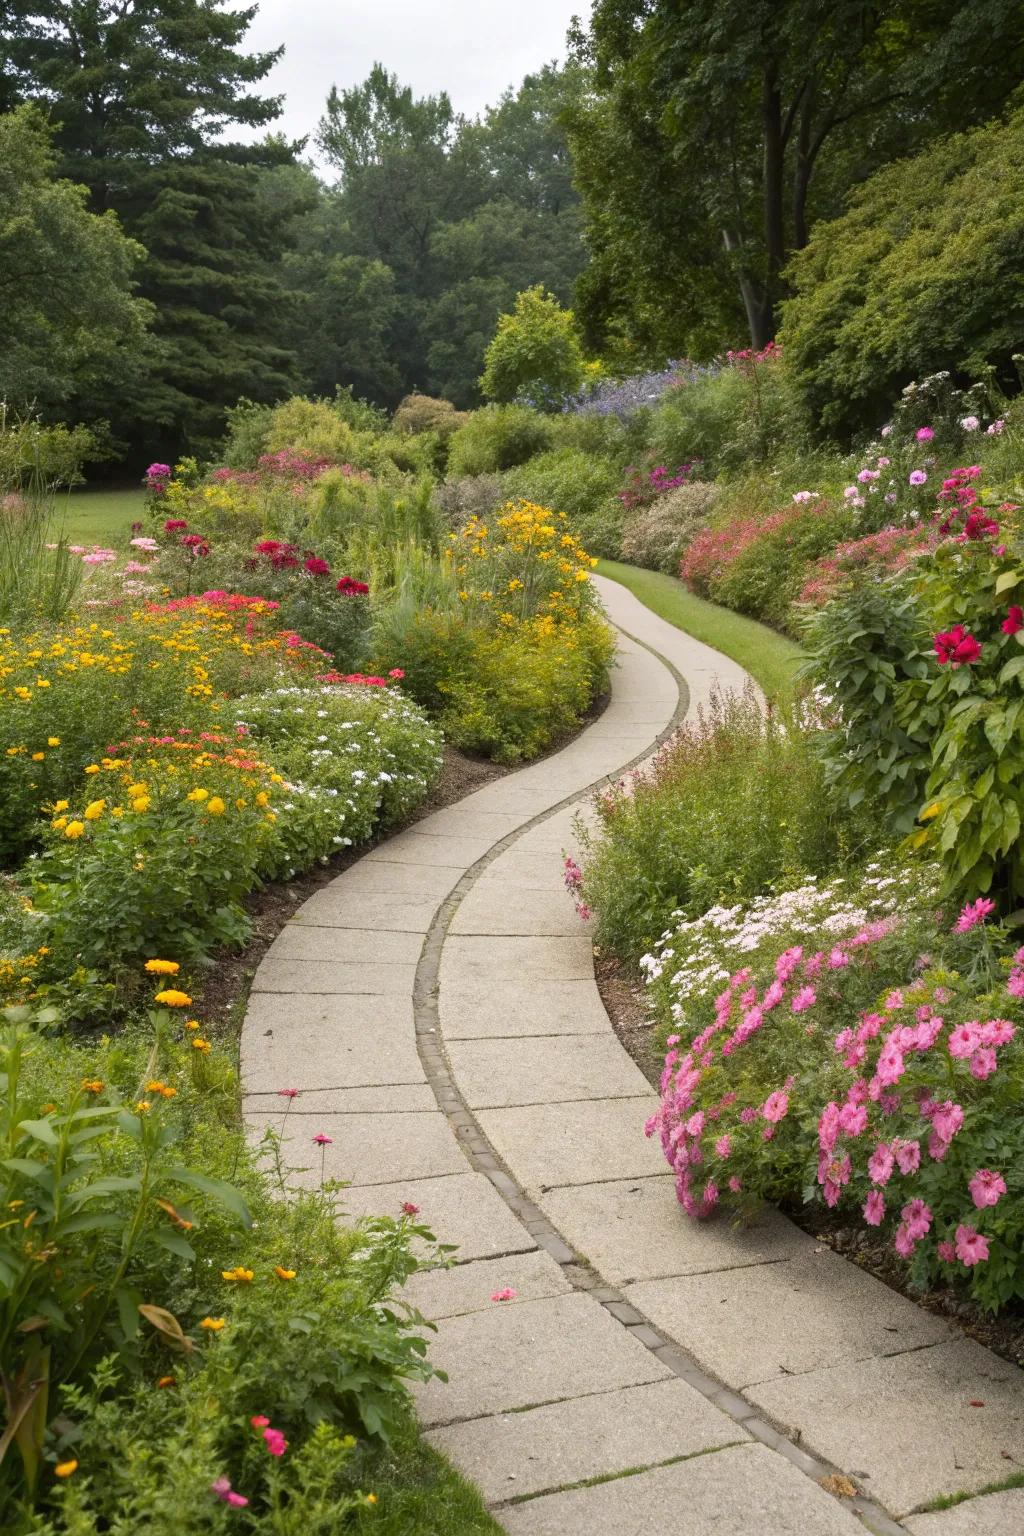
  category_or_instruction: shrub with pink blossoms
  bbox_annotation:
[646,868,1024,1311]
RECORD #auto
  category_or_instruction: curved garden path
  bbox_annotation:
[242,576,1024,1536]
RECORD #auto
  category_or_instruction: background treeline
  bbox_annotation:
[2,0,1024,469]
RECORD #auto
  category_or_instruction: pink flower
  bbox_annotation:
[934,626,982,666]
[791,986,816,1014]
[937,1240,956,1262]
[728,1175,742,1194]
[491,1288,517,1302]
[894,1223,916,1258]
[312,1133,333,1146]
[969,1170,1007,1209]
[948,1022,981,1058]
[930,1101,964,1142]
[827,948,850,970]
[838,1102,868,1137]
[954,897,996,933]
[401,1201,421,1215]
[893,1139,920,1175]
[714,1135,731,1158]
[863,1191,886,1226]
[277,1088,299,1099]
[970,1047,997,1080]
[211,1477,249,1508]
[909,469,928,486]
[954,1224,990,1266]
[868,1143,895,1185]
[915,427,935,442]
[263,1427,288,1457]
[901,1199,932,1240]
[250,1415,270,1428]
[762,1091,789,1123]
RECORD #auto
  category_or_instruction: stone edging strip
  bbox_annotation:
[242,575,1024,1536]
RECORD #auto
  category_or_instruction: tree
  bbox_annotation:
[0,105,150,409]
[1,1,299,458]
[480,286,587,410]
[568,0,1024,354]
[780,108,1024,440]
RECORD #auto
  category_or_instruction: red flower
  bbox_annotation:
[254,539,284,554]
[934,625,982,666]
[961,511,1000,541]
[304,557,330,576]
[180,534,209,555]
[164,519,188,531]
[336,576,369,596]
[388,668,405,679]
[401,1202,420,1215]
[1002,606,1024,636]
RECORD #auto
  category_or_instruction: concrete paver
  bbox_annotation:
[440,978,610,1038]
[268,924,424,963]
[478,1096,663,1195]
[748,1337,1024,1516]
[442,935,596,981]
[339,1172,536,1261]
[498,1443,867,1535]
[401,1250,570,1320]
[414,1291,671,1426]
[251,957,417,994]
[426,1378,745,1503]
[627,1246,953,1388]
[447,1034,653,1108]
[240,994,423,1091]
[906,1491,1024,1535]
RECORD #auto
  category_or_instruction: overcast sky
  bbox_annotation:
[235,0,586,164]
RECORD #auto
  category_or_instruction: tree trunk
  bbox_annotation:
[722,228,773,348]
[761,62,785,313]
[793,93,814,249]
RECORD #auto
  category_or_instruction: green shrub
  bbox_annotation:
[780,108,1024,442]
[577,686,869,965]
[432,474,505,529]
[620,480,717,573]
[710,498,858,631]
[262,398,358,465]
[645,350,801,477]
[500,446,623,546]
[446,405,553,476]
[480,285,587,412]
[220,398,275,469]
[392,393,467,439]
[232,684,443,878]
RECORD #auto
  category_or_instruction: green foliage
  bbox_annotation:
[392,395,467,439]
[220,399,276,470]
[568,0,1024,357]
[620,481,718,573]
[446,405,553,476]
[645,354,801,477]
[500,447,624,554]
[0,108,151,411]
[480,286,587,411]
[232,685,443,879]
[710,499,857,631]
[800,577,935,834]
[577,687,867,964]
[781,108,1024,440]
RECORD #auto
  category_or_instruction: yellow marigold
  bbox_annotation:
[54,1460,78,1479]
[221,1266,254,1283]
[131,795,151,812]
[187,787,208,802]
[274,1266,297,1281]
[83,799,105,821]
[126,783,147,797]
[84,764,100,774]
[184,1018,201,1030]
[31,752,44,761]
[52,816,68,831]
[200,1317,225,1331]
[145,958,180,975]
[54,799,69,812]
[146,1079,177,1099]
[255,791,269,807]
[48,736,60,746]
[206,796,226,815]
[135,1100,152,1113]
[154,988,192,1007]
[191,1036,211,1052]
[64,821,85,840]
[156,1375,176,1389]
[81,1079,103,1094]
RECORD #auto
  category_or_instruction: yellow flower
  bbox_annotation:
[221,1266,254,1283]
[154,988,192,1007]
[146,1079,177,1099]
[83,799,105,821]
[187,787,208,802]
[255,791,269,807]
[84,764,100,774]
[184,1018,201,1030]
[191,1036,211,1052]
[145,959,180,975]
[54,799,69,812]
[365,1494,377,1506]
[31,752,44,761]
[52,816,68,830]
[156,1375,176,1388]
[81,1079,103,1094]
[206,796,226,815]
[54,1459,78,1479]
[126,783,147,797]
[200,1317,225,1331]
[48,737,60,746]
[64,821,85,840]
[131,795,151,812]
[274,1266,297,1281]
[135,1100,153,1113]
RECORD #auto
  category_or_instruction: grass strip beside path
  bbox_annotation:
[598,559,804,701]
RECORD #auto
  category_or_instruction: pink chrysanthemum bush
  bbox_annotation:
[645,867,1024,1312]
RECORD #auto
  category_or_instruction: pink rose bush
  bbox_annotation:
[645,865,1024,1311]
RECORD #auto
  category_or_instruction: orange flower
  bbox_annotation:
[221,1266,254,1283]
[154,989,191,1007]
[200,1317,225,1331]
[274,1266,296,1281]
[145,959,180,975]
[54,1459,78,1478]
[156,1375,176,1388]
[81,1078,103,1094]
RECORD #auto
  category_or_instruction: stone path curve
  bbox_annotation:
[242,575,1024,1536]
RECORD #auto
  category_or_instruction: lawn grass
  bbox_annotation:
[352,1416,503,1535]
[598,559,804,700]
[55,486,148,545]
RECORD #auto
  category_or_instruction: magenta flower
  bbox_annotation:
[894,1223,916,1258]
[863,1191,885,1226]
[915,427,935,442]
[901,1199,932,1240]
[868,1143,895,1186]
[263,1427,288,1457]
[969,1169,1006,1209]
[490,1288,517,1302]
[970,1047,997,1079]
[277,1088,299,1099]
[953,897,996,933]
[211,1477,249,1508]
[791,986,816,1014]
[893,1139,920,1175]
[909,469,928,486]
[954,1223,990,1266]
[1001,605,1024,636]
[948,1022,981,1058]
[934,626,981,666]
[762,1090,789,1123]
[312,1133,333,1145]
[401,1201,420,1215]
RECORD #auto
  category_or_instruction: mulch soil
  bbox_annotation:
[595,947,1024,1371]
